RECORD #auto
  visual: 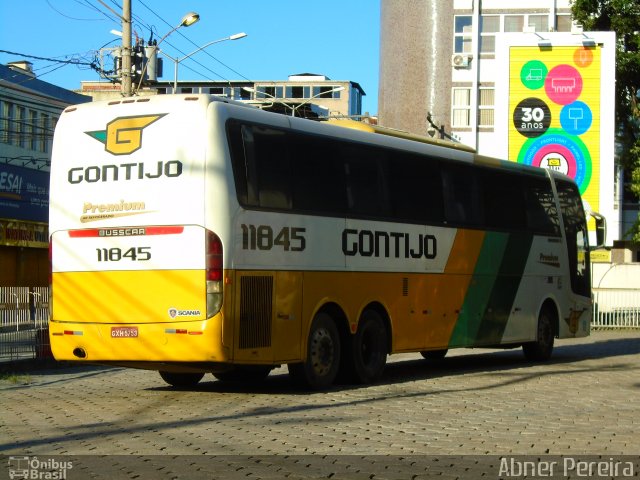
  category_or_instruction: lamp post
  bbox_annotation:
[161,32,247,92]
[243,85,345,117]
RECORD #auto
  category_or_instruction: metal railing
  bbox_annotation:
[0,286,50,361]
[593,288,640,329]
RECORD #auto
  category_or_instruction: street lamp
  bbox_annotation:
[158,12,200,45]
[162,32,247,91]
[135,11,200,93]
[243,85,345,117]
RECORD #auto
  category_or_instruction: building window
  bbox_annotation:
[16,106,25,148]
[528,15,549,33]
[452,88,471,128]
[289,86,304,98]
[28,110,37,150]
[209,87,225,96]
[312,85,341,99]
[480,15,499,53]
[454,16,473,53]
[180,87,193,94]
[256,86,284,99]
[234,87,251,100]
[556,14,572,32]
[0,101,8,144]
[478,88,495,127]
[40,113,49,153]
[504,15,524,32]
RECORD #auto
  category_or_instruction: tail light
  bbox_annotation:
[206,230,223,317]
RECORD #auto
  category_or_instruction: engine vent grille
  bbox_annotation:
[239,276,273,349]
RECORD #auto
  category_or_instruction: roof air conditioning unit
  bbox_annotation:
[451,53,472,68]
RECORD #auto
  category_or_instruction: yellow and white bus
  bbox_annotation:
[49,95,604,389]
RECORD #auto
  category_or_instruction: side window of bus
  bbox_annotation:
[555,179,590,296]
[290,134,347,216]
[227,121,251,206]
[387,152,444,225]
[442,163,483,227]
[343,145,389,218]
[227,122,292,210]
[252,126,292,209]
[482,169,526,231]
[523,175,561,236]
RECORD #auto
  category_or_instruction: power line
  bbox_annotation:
[0,50,95,67]
[136,0,251,82]
[45,0,105,21]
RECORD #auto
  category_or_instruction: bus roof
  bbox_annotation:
[327,119,476,153]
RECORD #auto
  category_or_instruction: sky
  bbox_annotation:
[0,0,381,114]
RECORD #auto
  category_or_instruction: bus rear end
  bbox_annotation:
[49,96,227,368]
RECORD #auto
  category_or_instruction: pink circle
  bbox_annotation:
[532,144,577,178]
[545,65,583,105]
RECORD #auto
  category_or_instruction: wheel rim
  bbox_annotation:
[310,327,335,377]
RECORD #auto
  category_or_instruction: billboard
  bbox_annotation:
[0,163,49,223]
[496,32,616,241]
[509,45,601,214]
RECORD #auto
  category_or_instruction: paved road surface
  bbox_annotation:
[1,330,639,479]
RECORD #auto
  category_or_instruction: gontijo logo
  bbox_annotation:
[85,114,166,155]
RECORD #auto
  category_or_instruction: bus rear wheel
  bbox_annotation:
[351,310,387,384]
[288,312,340,390]
[523,307,555,361]
[159,371,204,388]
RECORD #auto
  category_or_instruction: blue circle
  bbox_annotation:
[560,101,592,135]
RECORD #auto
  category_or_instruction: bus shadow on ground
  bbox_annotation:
[154,335,640,395]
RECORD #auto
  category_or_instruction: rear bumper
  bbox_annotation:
[49,314,229,363]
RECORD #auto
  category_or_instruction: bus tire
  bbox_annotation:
[352,310,387,384]
[522,307,555,361]
[420,349,448,361]
[159,371,204,388]
[288,312,340,390]
[213,366,272,383]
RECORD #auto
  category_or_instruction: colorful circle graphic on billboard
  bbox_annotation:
[560,101,592,136]
[512,97,551,138]
[517,129,591,194]
[520,60,548,90]
[573,47,594,68]
[544,64,583,105]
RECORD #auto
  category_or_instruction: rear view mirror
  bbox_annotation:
[589,211,606,249]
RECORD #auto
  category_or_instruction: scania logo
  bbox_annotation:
[85,114,166,155]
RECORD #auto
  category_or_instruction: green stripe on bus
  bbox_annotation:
[448,231,534,347]
[448,231,508,347]
[475,232,534,345]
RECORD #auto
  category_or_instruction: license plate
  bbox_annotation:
[111,326,139,338]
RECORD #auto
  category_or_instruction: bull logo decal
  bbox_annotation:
[86,114,166,155]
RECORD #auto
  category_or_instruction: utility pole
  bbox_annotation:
[121,0,133,96]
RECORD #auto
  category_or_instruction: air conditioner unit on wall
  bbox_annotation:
[451,54,472,68]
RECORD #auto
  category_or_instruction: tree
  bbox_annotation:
[571,0,640,242]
